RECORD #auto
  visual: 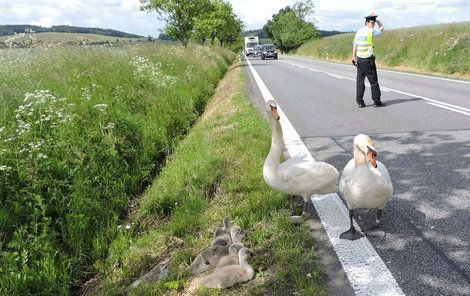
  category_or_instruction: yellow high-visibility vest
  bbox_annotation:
[354,27,374,58]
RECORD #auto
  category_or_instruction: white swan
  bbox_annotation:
[263,100,339,218]
[202,247,254,289]
[339,134,393,240]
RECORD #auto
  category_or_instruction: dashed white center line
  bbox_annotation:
[328,73,345,79]
[283,59,470,117]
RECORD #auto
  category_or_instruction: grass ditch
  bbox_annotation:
[88,63,327,295]
[295,22,470,79]
[0,43,234,295]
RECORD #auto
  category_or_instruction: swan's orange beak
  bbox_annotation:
[367,146,377,168]
[270,105,280,120]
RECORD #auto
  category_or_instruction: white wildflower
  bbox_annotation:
[0,165,12,171]
[93,104,108,112]
[37,153,47,159]
[125,224,131,230]
[103,122,115,130]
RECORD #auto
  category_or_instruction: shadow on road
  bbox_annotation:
[319,131,470,295]
[383,97,423,106]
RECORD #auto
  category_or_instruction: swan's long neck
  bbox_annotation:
[354,145,366,166]
[265,117,283,170]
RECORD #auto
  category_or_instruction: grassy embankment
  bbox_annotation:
[0,43,234,295]
[87,63,327,295]
[295,22,470,78]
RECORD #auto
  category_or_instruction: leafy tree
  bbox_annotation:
[193,3,222,44]
[193,0,243,48]
[263,1,319,53]
[270,10,319,52]
[213,2,243,47]
[263,6,293,39]
[140,0,211,47]
[292,0,315,22]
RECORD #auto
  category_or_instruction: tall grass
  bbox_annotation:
[295,22,470,76]
[0,43,234,295]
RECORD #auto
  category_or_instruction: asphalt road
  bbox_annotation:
[243,55,470,296]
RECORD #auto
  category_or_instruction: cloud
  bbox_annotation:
[231,0,293,30]
[312,0,470,31]
[0,0,163,36]
[0,0,468,36]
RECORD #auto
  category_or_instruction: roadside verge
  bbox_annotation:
[87,62,328,295]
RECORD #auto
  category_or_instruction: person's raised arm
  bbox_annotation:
[376,19,384,31]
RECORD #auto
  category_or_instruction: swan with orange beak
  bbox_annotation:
[339,134,393,240]
[263,100,339,221]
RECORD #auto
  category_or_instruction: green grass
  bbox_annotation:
[88,63,327,295]
[295,21,470,77]
[0,32,146,45]
[0,43,235,295]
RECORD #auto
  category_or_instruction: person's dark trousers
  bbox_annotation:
[356,55,381,104]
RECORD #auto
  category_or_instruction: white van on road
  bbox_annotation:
[244,36,259,56]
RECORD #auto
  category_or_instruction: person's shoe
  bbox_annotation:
[358,102,366,108]
[373,101,384,107]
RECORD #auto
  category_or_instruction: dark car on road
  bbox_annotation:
[253,45,263,57]
[261,44,278,60]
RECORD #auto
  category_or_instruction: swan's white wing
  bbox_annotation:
[278,156,339,194]
[339,158,355,195]
[375,160,393,196]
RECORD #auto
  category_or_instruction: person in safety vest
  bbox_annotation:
[352,12,385,108]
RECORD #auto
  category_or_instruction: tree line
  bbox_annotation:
[0,25,143,38]
[141,0,243,49]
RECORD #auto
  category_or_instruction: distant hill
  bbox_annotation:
[244,28,348,39]
[318,30,350,37]
[244,29,266,39]
[0,24,143,38]
[0,32,146,45]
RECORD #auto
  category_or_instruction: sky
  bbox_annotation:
[0,0,469,36]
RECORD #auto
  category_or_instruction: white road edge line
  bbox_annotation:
[244,55,405,296]
[285,59,470,117]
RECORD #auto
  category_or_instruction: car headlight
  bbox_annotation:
[274,51,277,53]
[263,51,267,54]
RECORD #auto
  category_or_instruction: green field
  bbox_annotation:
[295,22,470,78]
[0,43,234,295]
[0,32,146,44]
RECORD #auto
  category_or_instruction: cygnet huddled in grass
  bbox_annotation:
[211,217,232,246]
[230,225,245,244]
[202,247,254,289]
[189,237,229,275]
[215,243,244,270]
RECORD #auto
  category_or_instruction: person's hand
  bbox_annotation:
[352,57,357,66]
